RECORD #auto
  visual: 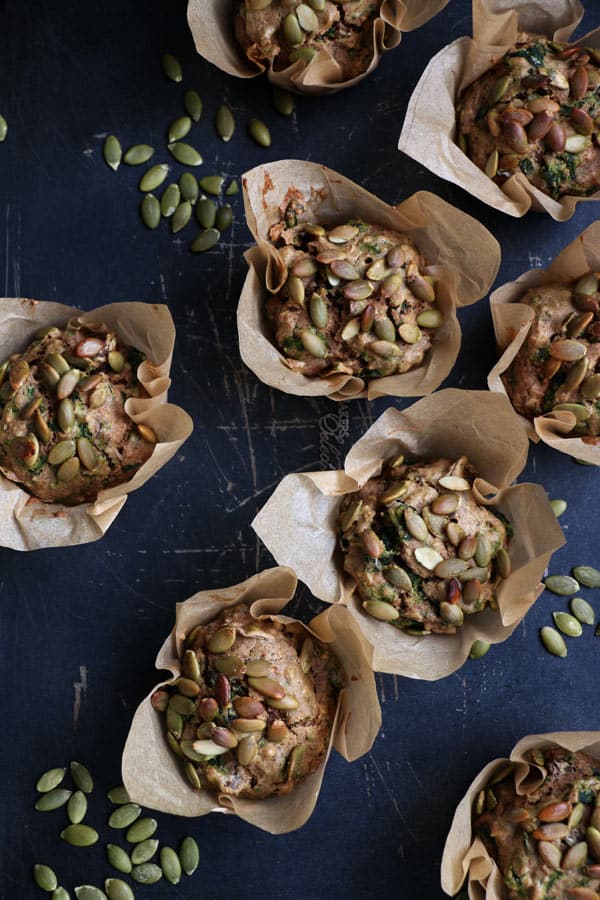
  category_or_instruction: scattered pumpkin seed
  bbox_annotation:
[52,888,70,900]
[74,888,107,900]
[168,142,203,166]
[107,785,130,805]
[35,788,72,811]
[126,817,158,843]
[34,864,58,892]
[108,803,142,829]
[552,611,583,637]
[196,197,217,229]
[131,838,159,864]
[140,194,160,230]
[215,204,233,232]
[160,847,182,885]
[162,53,182,82]
[160,183,180,217]
[106,844,133,875]
[215,105,235,142]
[171,201,192,234]
[60,824,99,847]
[139,164,169,192]
[179,172,199,203]
[179,836,200,875]
[225,179,239,196]
[199,175,224,196]
[248,117,271,147]
[104,880,134,900]
[131,864,162,885]
[544,574,579,596]
[469,640,491,660]
[550,499,567,517]
[67,790,88,824]
[123,144,154,166]
[273,86,294,116]
[36,767,66,793]
[103,135,122,171]
[168,116,192,143]
[191,228,220,253]
[540,626,567,658]
[573,565,600,588]
[184,89,203,122]
[0,114,7,142]
[570,596,595,625]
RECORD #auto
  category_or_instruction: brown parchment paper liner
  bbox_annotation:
[398,0,600,220]
[441,731,600,898]
[187,0,449,95]
[488,220,600,463]
[239,160,500,401]
[0,299,193,551]
[252,391,565,679]
[122,566,381,834]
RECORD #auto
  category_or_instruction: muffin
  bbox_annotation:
[337,455,512,635]
[235,0,381,81]
[152,603,342,800]
[501,275,600,441]
[457,35,600,201]
[265,200,443,380]
[474,746,600,899]
[0,319,155,505]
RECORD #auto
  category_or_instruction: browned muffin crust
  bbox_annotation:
[235,0,380,79]
[153,604,341,801]
[0,320,155,504]
[457,35,600,201]
[502,275,600,441]
[475,746,600,899]
[265,195,443,381]
[338,456,511,634]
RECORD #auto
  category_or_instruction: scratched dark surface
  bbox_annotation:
[2,0,600,898]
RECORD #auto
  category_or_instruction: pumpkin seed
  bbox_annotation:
[34,864,58,892]
[184,89,203,122]
[553,611,583,636]
[131,864,162,885]
[469,640,491,660]
[215,204,233,232]
[283,12,303,46]
[191,229,220,253]
[550,499,567,517]
[416,309,443,328]
[495,546,512,579]
[540,626,567,657]
[273,86,294,116]
[103,135,122,171]
[199,175,224,196]
[299,329,327,358]
[108,803,142,829]
[245,659,271,677]
[162,53,182,82]
[159,183,180,218]
[74,889,107,900]
[215,105,235,142]
[225,179,239,196]
[139,164,169,192]
[57,398,74,432]
[414,547,444,570]
[179,836,200,875]
[126,817,157,843]
[52,889,70,900]
[107,786,130,805]
[289,46,315,63]
[398,323,422,344]
[168,142,203,166]
[160,847,182,885]
[571,596,595,625]
[123,144,154,166]
[61,824,99,847]
[35,788,72,811]
[545,575,580,596]
[374,318,396,343]
[179,172,199,203]
[36,767,66,793]
[310,295,328,329]
[131,838,159,864]
[106,844,132,875]
[0,115,7,142]
[67,791,88,824]
[196,197,216,229]
[172,201,192,234]
[553,402,590,422]
[248,118,271,147]
[57,457,80,483]
[573,565,600,588]
[440,601,464,626]
[168,116,192,144]
[104,880,134,900]
[140,194,160,229]
[34,411,52,444]
[363,600,399,622]
[296,3,319,30]
[169,694,196,716]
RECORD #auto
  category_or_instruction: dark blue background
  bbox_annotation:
[2,1,600,898]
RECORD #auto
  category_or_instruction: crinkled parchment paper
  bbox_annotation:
[398,0,600,220]
[122,566,381,834]
[488,220,600,463]
[441,731,600,898]
[0,299,193,551]
[238,160,500,401]
[187,0,449,94]
[253,391,565,679]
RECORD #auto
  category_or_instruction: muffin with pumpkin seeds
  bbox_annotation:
[0,320,155,505]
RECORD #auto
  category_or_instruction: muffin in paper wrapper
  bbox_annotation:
[252,391,565,679]
[0,299,193,550]
[488,221,600,464]
[441,731,600,898]
[187,0,449,95]
[121,566,381,834]
[238,160,500,401]
[398,0,600,220]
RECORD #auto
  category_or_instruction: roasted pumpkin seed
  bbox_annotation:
[540,626,567,657]
[168,142,203,166]
[57,457,80,483]
[34,864,58,892]
[104,880,134,900]
[139,164,169,193]
[61,824,99,847]
[571,596,595,625]
[36,767,66,793]
[553,611,583,637]
[123,144,154,166]
[67,791,88,824]
[573,565,600,588]
[184,89,203,122]
[191,229,220,253]
[363,599,399,622]
[172,201,192,234]
[131,838,159,864]
[544,575,580,596]
[106,844,132,875]
[160,183,180,217]
[215,204,233,232]
[35,788,72,811]
[199,175,224,196]
[162,53,182,82]
[108,803,141,829]
[126,817,158,843]
[103,135,122,171]
[131,863,162,885]
[215,105,235,142]
[140,194,160,230]
[248,118,271,147]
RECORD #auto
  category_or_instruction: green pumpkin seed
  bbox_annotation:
[160,847,182,885]
[131,838,159,864]
[184,89,203,122]
[540,626,567,658]
[179,172,199,203]
[550,499,567,517]
[191,228,220,253]
[168,116,192,143]
[299,329,327,358]
[199,175,224,196]
[107,785,130,805]
[106,844,132,875]
[469,640,491,660]
[283,12,303,46]
[0,114,7,142]
[168,142,203,166]
[67,790,88,824]
[104,880,134,900]
[103,135,122,171]
[196,197,216,228]
[296,3,319,30]
[160,183,180,217]
[273,86,294,116]
[544,575,580,596]
[126,817,157,843]
[57,398,74,432]
[215,105,235,142]
[48,440,75,466]
[171,201,192,234]
[74,889,107,900]
[77,437,98,471]
[215,204,233,232]
[248,118,271,147]
[52,888,70,900]
[570,596,595,625]
[139,164,169,192]
[552,611,583,636]
[131,864,162,885]
[34,864,58,892]
[225,179,239,196]
[184,761,201,788]
[35,788,72,811]
[573,565,600,588]
[61,824,99,847]
[140,194,160,230]
[179,836,200,875]
[162,53,182,83]
[310,294,328,329]
[36,767,66,793]
[123,144,154,166]
[289,47,316,63]
[108,803,142,829]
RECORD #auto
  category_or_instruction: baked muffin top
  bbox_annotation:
[502,275,600,440]
[457,35,600,201]
[153,604,341,801]
[265,196,443,381]
[0,320,154,505]
[475,746,600,900]
[338,456,511,635]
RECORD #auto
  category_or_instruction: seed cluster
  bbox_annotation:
[540,562,600,658]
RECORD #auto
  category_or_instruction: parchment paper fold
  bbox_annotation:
[122,566,381,834]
